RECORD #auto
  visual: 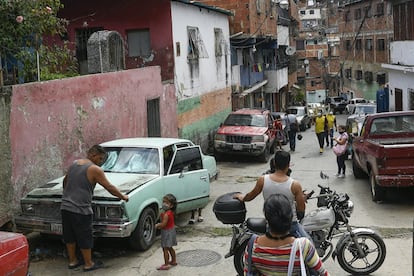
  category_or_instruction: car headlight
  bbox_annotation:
[215,134,226,141]
[251,135,265,142]
[22,203,35,215]
[106,206,123,218]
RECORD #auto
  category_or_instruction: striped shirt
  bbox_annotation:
[244,237,329,276]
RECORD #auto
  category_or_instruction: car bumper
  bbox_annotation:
[376,174,414,188]
[214,141,266,155]
[15,216,135,238]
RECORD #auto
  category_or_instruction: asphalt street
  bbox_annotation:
[27,114,413,275]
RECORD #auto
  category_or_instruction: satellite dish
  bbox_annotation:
[285,46,296,56]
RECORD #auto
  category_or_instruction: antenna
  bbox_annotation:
[285,46,296,56]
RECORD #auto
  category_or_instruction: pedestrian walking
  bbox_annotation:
[274,114,284,150]
[325,111,337,148]
[61,145,129,272]
[314,112,328,154]
[155,194,178,270]
[333,125,348,178]
[285,111,299,152]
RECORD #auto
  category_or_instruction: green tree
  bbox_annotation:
[0,0,69,84]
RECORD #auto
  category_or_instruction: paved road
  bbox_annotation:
[28,114,413,275]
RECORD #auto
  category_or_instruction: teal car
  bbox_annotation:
[15,138,218,251]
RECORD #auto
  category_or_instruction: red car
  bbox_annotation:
[213,108,277,162]
[0,231,29,276]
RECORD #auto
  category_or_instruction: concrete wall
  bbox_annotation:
[0,67,177,226]
[171,2,232,151]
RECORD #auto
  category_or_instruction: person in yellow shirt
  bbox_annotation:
[314,112,327,154]
[325,111,337,148]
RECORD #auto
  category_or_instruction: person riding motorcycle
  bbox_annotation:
[234,150,308,238]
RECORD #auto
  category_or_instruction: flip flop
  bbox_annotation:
[68,262,82,269]
[156,264,170,270]
[83,260,104,272]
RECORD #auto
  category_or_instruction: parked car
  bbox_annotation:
[351,111,414,201]
[346,103,377,153]
[15,138,218,251]
[0,231,29,276]
[214,108,277,162]
[326,96,347,114]
[286,106,312,131]
[346,98,368,114]
[271,111,289,145]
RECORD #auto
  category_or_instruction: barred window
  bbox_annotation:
[187,26,209,59]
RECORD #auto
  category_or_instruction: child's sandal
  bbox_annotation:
[157,264,170,270]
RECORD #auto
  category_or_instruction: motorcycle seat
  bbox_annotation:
[246,217,267,233]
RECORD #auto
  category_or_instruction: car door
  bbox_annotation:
[163,146,209,213]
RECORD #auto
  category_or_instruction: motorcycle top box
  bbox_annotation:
[213,192,246,224]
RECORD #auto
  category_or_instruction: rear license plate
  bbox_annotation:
[51,223,62,234]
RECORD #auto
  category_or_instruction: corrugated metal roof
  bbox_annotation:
[172,0,234,16]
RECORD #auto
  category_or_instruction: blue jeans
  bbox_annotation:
[291,221,310,239]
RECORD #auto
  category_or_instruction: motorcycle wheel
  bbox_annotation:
[336,232,386,275]
[233,239,249,276]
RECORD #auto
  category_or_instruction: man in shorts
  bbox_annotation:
[61,145,129,272]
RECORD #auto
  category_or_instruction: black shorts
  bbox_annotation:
[61,209,93,249]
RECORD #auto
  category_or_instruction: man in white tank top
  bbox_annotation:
[234,150,309,238]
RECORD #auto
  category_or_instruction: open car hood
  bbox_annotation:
[26,173,159,198]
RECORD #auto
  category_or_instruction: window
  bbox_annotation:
[345,68,352,79]
[309,10,315,14]
[187,26,209,59]
[377,39,385,50]
[356,70,363,80]
[214,28,229,57]
[364,71,373,82]
[354,8,361,20]
[355,39,362,50]
[345,40,352,51]
[296,40,305,50]
[364,6,372,17]
[300,10,306,15]
[365,39,373,50]
[344,11,350,22]
[311,80,315,86]
[170,147,203,174]
[376,3,384,15]
[127,29,151,57]
[377,72,386,85]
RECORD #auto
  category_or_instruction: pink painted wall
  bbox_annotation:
[9,66,177,209]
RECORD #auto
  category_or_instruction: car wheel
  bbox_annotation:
[352,157,367,178]
[129,207,156,251]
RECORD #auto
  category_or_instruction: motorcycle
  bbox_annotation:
[213,171,386,276]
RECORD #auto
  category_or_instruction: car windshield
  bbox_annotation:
[101,147,160,174]
[223,114,266,127]
[354,105,376,115]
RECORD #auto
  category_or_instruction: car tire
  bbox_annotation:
[259,145,270,163]
[128,207,156,251]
